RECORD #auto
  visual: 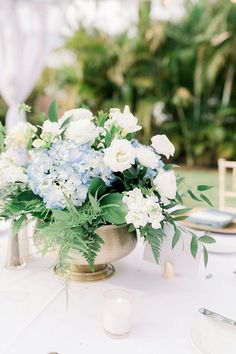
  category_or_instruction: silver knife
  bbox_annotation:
[199,307,236,327]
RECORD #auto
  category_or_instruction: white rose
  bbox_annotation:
[151,134,175,159]
[65,120,99,145]
[136,146,158,169]
[106,105,142,136]
[103,139,136,172]
[5,122,37,148]
[153,170,177,200]
[61,108,93,124]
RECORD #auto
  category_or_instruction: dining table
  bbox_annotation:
[0,223,236,354]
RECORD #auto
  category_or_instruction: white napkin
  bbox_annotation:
[0,261,64,354]
[190,313,236,354]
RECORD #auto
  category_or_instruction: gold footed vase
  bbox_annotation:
[35,224,137,282]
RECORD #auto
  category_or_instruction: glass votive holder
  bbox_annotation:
[103,288,134,339]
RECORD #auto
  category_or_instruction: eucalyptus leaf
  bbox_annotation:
[197,185,213,191]
[172,227,181,249]
[203,246,208,267]
[190,235,198,258]
[200,194,213,207]
[198,235,216,244]
[48,100,58,122]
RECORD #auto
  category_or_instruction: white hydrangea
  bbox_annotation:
[0,158,27,188]
[105,105,142,137]
[1,147,30,166]
[123,188,164,229]
[103,139,136,172]
[5,122,37,148]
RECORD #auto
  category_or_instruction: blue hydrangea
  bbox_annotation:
[131,139,165,171]
[27,141,114,209]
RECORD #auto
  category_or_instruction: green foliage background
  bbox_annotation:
[1,0,236,166]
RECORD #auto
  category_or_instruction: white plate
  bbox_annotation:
[183,225,236,254]
[190,314,236,354]
[205,232,236,254]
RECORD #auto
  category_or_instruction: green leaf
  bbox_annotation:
[88,193,100,212]
[16,190,40,202]
[48,100,58,122]
[60,115,72,129]
[175,192,183,204]
[12,215,26,236]
[187,190,201,202]
[128,225,136,232]
[100,193,127,225]
[198,235,216,244]
[172,227,181,249]
[170,207,191,215]
[190,235,198,258]
[88,178,106,198]
[0,121,5,153]
[203,246,208,267]
[197,185,213,191]
[164,164,178,171]
[173,215,188,221]
[105,125,118,147]
[146,228,163,263]
[200,194,213,207]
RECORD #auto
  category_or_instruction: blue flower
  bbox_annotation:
[27,141,114,209]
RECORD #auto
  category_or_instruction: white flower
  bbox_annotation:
[135,146,158,169]
[1,147,30,166]
[153,170,177,200]
[148,213,164,229]
[32,139,46,149]
[125,209,149,229]
[103,139,136,172]
[42,120,62,136]
[151,134,175,159]
[106,105,142,136]
[0,158,27,188]
[5,122,37,148]
[65,120,99,145]
[123,188,144,210]
[39,120,63,145]
[61,108,93,123]
[144,196,164,229]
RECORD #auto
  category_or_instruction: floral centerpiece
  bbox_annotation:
[0,102,214,276]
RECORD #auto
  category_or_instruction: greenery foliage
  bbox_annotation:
[15,0,234,167]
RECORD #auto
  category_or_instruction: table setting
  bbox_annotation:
[0,103,235,354]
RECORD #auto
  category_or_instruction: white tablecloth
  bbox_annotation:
[0,230,236,354]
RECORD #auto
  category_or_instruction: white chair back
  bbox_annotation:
[218,158,236,212]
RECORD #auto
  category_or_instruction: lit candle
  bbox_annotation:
[103,289,134,338]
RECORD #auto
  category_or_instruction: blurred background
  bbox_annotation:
[0,0,236,206]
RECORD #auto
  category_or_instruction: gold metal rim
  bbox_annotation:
[54,263,115,282]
